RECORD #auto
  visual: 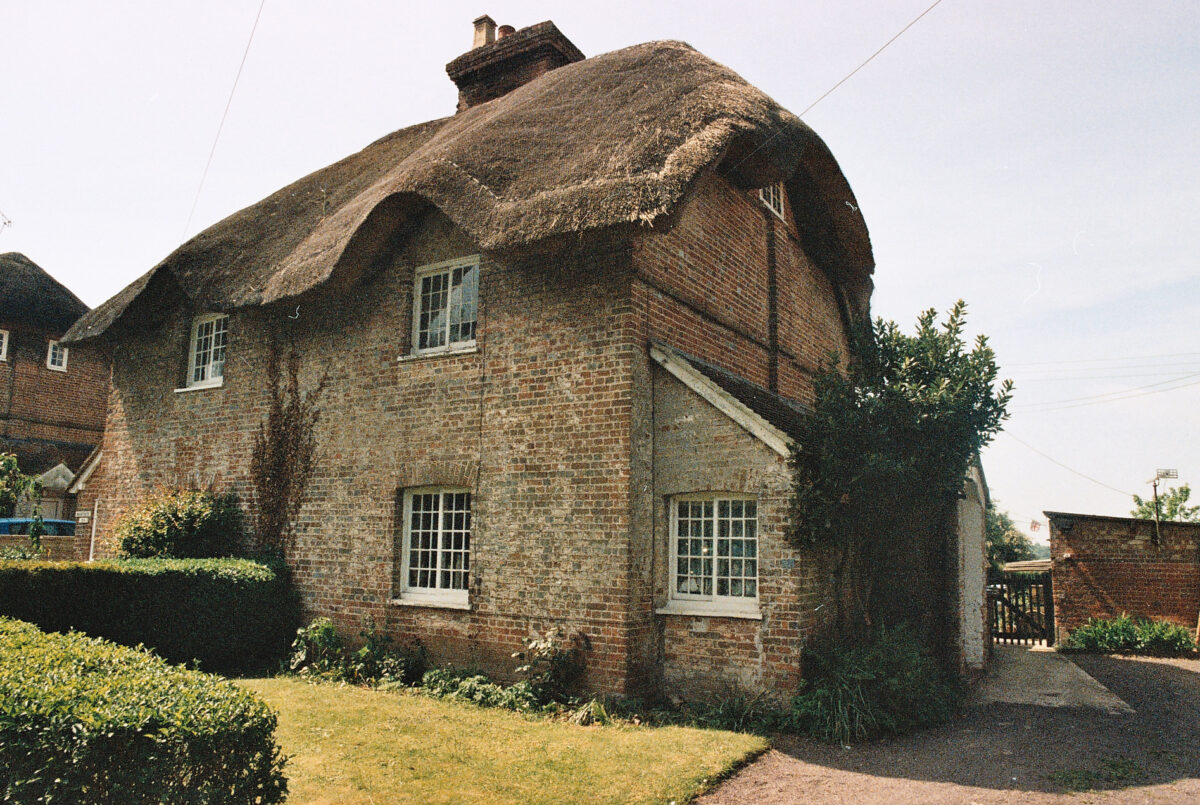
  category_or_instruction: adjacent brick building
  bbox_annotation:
[0,253,107,521]
[59,19,975,697]
[1048,511,1200,641]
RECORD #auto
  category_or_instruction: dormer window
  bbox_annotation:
[187,313,228,388]
[412,256,479,355]
[759,182,785,220]
[46,340,68,372]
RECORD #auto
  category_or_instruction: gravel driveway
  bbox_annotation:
[696,653,1200,804]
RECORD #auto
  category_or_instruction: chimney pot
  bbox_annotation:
[497,24,515,39]
[472,14,497,49]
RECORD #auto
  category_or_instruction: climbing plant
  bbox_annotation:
[250,342,327,556]
[788,301,1012,634]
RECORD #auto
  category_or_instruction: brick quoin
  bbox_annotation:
[1049,511,1200,640]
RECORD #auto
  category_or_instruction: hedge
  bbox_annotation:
[0,558,299,675]
[0,618,286,804]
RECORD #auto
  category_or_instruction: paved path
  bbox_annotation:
[697,651,1200,804]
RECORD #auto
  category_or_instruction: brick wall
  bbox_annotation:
[0,319,107,471]
[77,210,645,694]
[632,169,850,406]
[1050,512,1200,640]
[643,364,831,698]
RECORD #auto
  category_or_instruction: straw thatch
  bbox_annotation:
[65,39,872,344]
[0,253,89,333]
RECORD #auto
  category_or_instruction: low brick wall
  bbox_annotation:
[1048,511,1200,641]
[0,535,78,561]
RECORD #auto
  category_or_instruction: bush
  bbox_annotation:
[1063,614,1197,656]
[512,628,587,705]
[116,487,244,558]
[0,618,286,804]
[288,617,426,686]
[787,625,960,744]
[420,668,540,712]
[0,558,299,674]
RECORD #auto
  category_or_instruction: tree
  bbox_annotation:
[1131,483,1200,523]
[0,453,40,518]
[788,301,1012,634]
[985,507,1037,570]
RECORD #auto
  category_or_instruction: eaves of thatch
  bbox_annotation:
[64,39,873,344]
[0,253,89,333]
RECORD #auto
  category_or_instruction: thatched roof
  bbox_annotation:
[65,39,873,344]
[0,253,89,333]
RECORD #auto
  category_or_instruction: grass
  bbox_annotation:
[241,677,767,805]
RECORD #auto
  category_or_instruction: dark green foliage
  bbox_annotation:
[1063,614,1197,656]
[787,625,961,745]
[512,628,587,705]
[788,302,1011,632]
[116,487,245,558]
[0,558,299,674]
[0,618,286,804]
[986,507,1038,570]
[287,617,426,686]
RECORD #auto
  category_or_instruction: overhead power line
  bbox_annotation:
[1016,372,1200,411]
[1005,351,1200,367]
[182,0,268,240]
[797,0,945,117]
[1000,432,1133,497]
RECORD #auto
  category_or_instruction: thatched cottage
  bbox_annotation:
[0,253,107,527]
[62,18,909,696]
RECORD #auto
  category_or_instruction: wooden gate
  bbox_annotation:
[988,570,1054,645]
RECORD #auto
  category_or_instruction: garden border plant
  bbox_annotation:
[1061,613,1197,657]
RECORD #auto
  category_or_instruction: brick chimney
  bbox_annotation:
[446,19,585,112]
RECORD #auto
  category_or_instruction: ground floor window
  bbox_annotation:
[398,488,471,607]
[671,495,758,611]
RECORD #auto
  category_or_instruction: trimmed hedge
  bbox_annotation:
[0,618,286,804]
[0,558,299,675]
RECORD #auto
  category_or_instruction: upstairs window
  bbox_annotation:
[0,330,8,361]
[671,495,759,613]
[759,182,785,220]
[46,340,68,372]
[188,313,228,388]
[412,256,478,354]
[398,488,471,608]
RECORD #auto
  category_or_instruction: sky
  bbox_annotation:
[3,1,1197,542]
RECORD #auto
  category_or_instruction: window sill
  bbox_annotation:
[397,344,478,363]
[47,366,67,373]
[174,379,224,393]
[656,602,762,621]
[389,596,470,611]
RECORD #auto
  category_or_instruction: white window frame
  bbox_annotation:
[759,182,785,220]
[409,255,479,357]
[0,329,8,362]
[186,313,228,389]
[46,340,68,372]
[395,487,472,609]
[663,493,760,617]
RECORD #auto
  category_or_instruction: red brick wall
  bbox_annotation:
[1050,513,1200,639]
[0,320,107,467]
[632,169,850,406]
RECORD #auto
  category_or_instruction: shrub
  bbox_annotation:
[0,558,299,674]
[288,617,426,685]
[0,618,286,804]
[1064,614,1197,656]
[512,628,587,705]
[419,668,540,712]
[787,624,960,744]
[116,487,245,558]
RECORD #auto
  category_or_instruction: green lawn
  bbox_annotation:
[242,677,767,805]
